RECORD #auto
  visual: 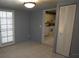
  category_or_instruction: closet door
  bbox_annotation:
[56,5,76,57]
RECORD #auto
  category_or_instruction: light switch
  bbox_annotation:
[40,25,42,28]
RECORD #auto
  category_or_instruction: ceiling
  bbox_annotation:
[0,0,57,11]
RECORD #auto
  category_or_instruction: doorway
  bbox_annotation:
[42,9,56,48]
[0,10,15,47]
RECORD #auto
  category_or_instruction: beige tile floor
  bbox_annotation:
[0,41,65,58]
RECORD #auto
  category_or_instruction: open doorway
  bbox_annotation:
[42,9,56,48]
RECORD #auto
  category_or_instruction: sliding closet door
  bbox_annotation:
[0,10,15,47]
[56,5,76,57]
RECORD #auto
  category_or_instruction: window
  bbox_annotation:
[0,10,14,43]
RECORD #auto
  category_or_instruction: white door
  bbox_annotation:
[0,10,15,47]
[56,5,76,57]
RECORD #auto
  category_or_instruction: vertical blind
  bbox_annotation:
[0,10,14,43]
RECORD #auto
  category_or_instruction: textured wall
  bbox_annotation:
[15,10,30,42]
[70,3,79,57]
[29,11,43,42]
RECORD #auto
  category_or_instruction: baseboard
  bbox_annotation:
[0,42,15,47]
[70,54,79,58]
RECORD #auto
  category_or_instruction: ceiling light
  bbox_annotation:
[24,2,36,8]
[19,0,38,3]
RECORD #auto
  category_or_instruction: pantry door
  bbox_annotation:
[0,10,15,47]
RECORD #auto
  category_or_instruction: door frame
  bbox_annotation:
[0,9,15,47]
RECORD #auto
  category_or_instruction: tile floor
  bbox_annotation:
[0,41,65,58]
